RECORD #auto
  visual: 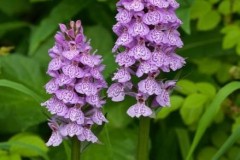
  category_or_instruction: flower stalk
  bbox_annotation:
[137,117,150,160]
[72,137,81,160]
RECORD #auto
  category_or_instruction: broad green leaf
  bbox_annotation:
[29,0,94,55]
[218,0,231,15]
[85,25,116,77]
[0,88,47,133]
[232,116,240,132]
[233,0,240,13]
[212,126,240,160]
[177,80,197,95]
[0,150,7,155]
[227,146,240,160]
[32,36,53,67]
[216,63,232,83]
[221,24,239,34]
[0,54,46,94]
[197,146,218,160]
[197,10,221,31]
[176,1,191,34]
[0,55,47,133]
[180,93,208,125]
[211,130,228,148]
[175,128,193,160]
[196,82,216,98]
[0,153,21,160]
[30,0,49,2]
[193,58,221,75]
[208,0,220,4]
[0,21,30,38]
[0,0,30,16]
[48,143,68,160]
[9,133,48,157]
[222,27,240,49]
[179,28,225,58]
[104,97,134,128]
[237,42,240,55]
[0,79,43,102]
[186,82,240,160]
[88,2,115,29]
[213,109,224,123]
[157,96,184,119]
[82,128,137,160]
[190,0,212,19]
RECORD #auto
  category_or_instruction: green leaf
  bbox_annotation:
[216,63,232,83]
[180,93,208,125]
[0,88,47,133]
[82,128,137,160]
[227,146,240,160]
[211,130,228,148]
[208,0,220,4]
[218,0,231,15]
[0,0,30,16]
[30,0,49,2]
[85,25,116,77]
[190,0,212,19]
[233,0,240,13]
[0,21,30,38]
[197,146,218,160]
[212,126,240,160]
[177,80,197,95]
[193,58,221,75]
[104,97,134,128]
[197,10,221,31]
[32,36,53,67]
[0,153,21,160]
[186,82,240,160]
[0,54,46,94]
[9,133,48,158]
[0,79,43,102]
[175,128,193,160]
[28,0,94,55]
[196,82,216,98]
[237,41,240,55]
[157,96,184,119]
[179,28,225,58]
[232,117,240,132]
[176,4,191,34]
[222,27,240,49]
[213,109,225,123]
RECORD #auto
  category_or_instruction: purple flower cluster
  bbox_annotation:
[41,20,108,146]
[108,0,185,118]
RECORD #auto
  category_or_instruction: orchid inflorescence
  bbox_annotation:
[41,20,108,146]
[107,0,185,118]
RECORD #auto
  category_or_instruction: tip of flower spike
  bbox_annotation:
[59,24,67,32]
[76,20,81,29]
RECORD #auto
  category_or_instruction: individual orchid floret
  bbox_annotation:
[108,0,185,118]
[41,20,108,146]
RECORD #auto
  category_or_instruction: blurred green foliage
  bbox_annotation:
[0,0,240,160]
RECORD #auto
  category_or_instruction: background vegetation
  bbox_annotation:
[0,0,240,159]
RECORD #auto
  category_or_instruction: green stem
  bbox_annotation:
[137,117,151,160]
[71,137,81,160]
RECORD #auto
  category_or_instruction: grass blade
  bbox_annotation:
[212,126,240,160]
[175,128,193,160]
[186,82,240,160]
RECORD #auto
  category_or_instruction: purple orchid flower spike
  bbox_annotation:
[41,20,108,146]
[108,0,185,118]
